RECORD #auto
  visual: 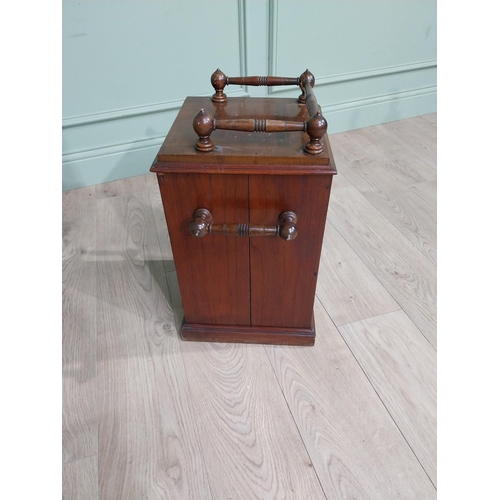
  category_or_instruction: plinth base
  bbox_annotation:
[180,316,315,346]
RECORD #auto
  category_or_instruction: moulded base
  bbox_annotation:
[180,316,315,346]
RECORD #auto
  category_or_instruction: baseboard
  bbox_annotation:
[321,85,437,134]
[62,138,163,191]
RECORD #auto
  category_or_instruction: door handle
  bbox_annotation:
[189,208,298,241]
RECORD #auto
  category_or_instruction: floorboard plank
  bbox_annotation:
[332,136,437,265]
[339,310,436,486]
[408,180,437,210]
[403,116,437,144]
[417,113,437,127]
[179,340,327,499]
[393,116,437,146]
[333,127,436,186]
[317,219,400,326]
[376,120,436,169]
[63,455,98,500]
[327,175,437,348]
[265,301,436,499]
[62,186,98,464]
[62,113,437,499]
[96,191,213,500]
[95,174,147,199]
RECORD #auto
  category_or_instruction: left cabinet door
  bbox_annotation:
[158,172,251,326]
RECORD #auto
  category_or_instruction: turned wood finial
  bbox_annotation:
[278,211,298,241]
[211,68,228,103]
[193,109,215,152]
[304,111,327,155]
[298,69,315,103]
[189,208,213,237]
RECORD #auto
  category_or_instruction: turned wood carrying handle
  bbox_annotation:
[211,68,315,104]
[193,109,327,155]
[196,68,326,155]
[189,209,298,241]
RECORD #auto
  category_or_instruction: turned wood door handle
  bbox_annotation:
[189,208,298,241]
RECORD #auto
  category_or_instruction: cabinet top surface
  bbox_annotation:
[152,97,336,173]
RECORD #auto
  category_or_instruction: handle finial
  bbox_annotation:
[298,69,315,103]
[304,111,327,155]
[211,69,228,103]
[193,109,215,152]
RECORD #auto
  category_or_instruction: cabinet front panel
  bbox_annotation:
[158,173,250,326]
[249,175,332,328]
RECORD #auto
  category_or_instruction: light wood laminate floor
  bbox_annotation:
[62,113,437,499]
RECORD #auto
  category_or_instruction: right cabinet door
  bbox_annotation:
[249,174,333,328]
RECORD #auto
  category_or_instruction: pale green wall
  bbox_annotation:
[62,0,436,190]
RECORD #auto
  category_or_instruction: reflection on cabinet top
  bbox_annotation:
[151,97,337,175]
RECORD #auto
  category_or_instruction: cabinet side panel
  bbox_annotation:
[158,173,250,326]
[250,175,332,328]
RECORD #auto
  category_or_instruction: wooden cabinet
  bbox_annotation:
[151,93,336,345]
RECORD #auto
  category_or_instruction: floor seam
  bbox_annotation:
[263,347,329,500]
[317,296,437,490]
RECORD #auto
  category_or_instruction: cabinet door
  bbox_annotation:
[158,173,250,326]
[249,175,332,328]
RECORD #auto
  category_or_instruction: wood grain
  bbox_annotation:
[158,172,251,326]
[339,310,437,486]
[375,120,436,169]
[62,114,437,497]
[95,175,147,199]
[155,96,333,167]
[153,93,335,343]
[316,219,400,326]
[62,186,98,463]
[179,340,327,499]
[327,174,437,348]
[62,455,98,500]
[408,180,437,210]
[402,116,437,142]
[181,320,315,346]
[166,270,184,332]
[332,134,437,265]
[416,113,437,127]
[333,127,436,186]
[96,191,213,500]
[265,301,436,499]
[249,174,332,328]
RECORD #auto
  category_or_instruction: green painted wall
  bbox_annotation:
[62,0,436,190]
